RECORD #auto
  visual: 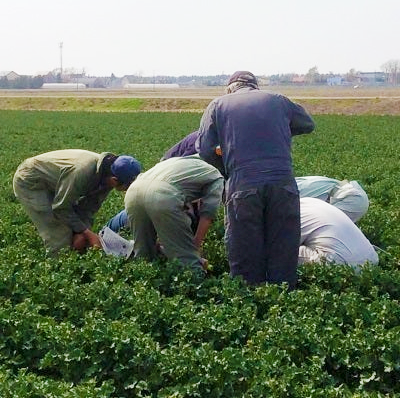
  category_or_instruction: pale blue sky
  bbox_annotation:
[1,0,399,77]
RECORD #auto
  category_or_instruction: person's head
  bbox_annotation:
[102,154,141,190]
[330,181,369,223]
[226,71,258,93]
[111,155,142,190]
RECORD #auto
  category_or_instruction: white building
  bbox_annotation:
[41,83,86,90]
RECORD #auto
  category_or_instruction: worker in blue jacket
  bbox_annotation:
[196,71,315,289]
[160,131,199,160]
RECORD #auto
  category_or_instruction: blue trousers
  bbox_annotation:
[107,204,200,234]
[107,210,129,232]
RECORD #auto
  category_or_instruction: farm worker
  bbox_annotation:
[124,155,224,271]
[106,131,223,233]
[196,70,315,289]
[160,130,199,160]
[295,176,369,222]
[13,149,141,254]
[299,197,378,269]
[160,130,226,176]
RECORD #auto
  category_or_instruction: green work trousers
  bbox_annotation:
[13,172,73,253]
[125,179,202,269]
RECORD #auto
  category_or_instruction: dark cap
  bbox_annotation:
[111,155,141,186]
[228,71,258,86]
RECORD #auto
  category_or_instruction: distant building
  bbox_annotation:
[327,76,343,86]
[357,72,386,85]
[42,72,58,83]
[292,75,306,84]
[41,83,86,90]
[123,83,180,89]
[0,71,20,81]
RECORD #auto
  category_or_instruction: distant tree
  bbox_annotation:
[93,77,107,88]
[268,75,277,84]
[381,59,400,85]
[4,75,44,89]
[345,68,359,83]
[278,73,297,84]
[31,75,44,89]
[10,76,29,89]
[305,66,319,84]
[0,77,9,89]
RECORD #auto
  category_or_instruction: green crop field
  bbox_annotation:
[1,109,400,397]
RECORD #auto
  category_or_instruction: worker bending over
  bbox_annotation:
[296,176,369,222]
[299,197,378,270]
[13,149,141,254]
[124,155,224,271]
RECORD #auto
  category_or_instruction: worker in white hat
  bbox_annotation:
[296,176,369,223]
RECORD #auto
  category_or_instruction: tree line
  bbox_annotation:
[1,59,400,89]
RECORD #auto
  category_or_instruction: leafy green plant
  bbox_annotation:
[1,110,400,396]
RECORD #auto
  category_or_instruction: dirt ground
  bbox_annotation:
[1,86,400,114]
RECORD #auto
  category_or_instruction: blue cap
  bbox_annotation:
[111,155,141,186]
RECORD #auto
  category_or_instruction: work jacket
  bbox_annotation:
[197,87,315,197]
[15,149,113,232]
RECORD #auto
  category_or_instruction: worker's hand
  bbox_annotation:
[72,233,88,253]
[200,257,209,271]
[82,229,102,249]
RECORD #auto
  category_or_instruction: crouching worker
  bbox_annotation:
[13,149,141,254]
[299,197,378,270]
[296,176,369,223]
[124,155,224,272]
[106,130,210,233]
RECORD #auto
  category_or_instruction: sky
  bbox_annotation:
[1,0,400,78]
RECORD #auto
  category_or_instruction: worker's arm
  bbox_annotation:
[197,101,222,168]
[193,216,213,250]
[288,99,315,136]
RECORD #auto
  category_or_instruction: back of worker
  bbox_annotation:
[205,89,313,193]
[124,155,224,270]
[299,197,378,268]
[13,149,111,252]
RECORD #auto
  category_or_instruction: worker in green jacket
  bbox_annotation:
[124,155,224,271]
[13,149,141,254]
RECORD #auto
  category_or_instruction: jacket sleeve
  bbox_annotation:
[198,176,224,219]
[196,101,222,168]
[288,99,315,136]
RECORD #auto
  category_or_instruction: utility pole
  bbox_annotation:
[59,42,63,79]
